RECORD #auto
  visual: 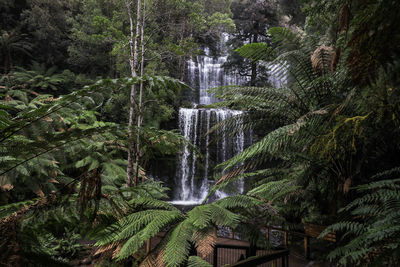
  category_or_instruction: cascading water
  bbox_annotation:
[187,48,247,105]
[172,35,252,204]
[174,108,249,204]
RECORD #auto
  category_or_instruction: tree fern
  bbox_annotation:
[320,168,400,266]
[91,194,254,265]
[206,26,368,239]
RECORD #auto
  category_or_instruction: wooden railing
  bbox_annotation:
[225,249,290,267]
[212,243,289,267]
[222,224,336,260]
[264,224,336,260]
[212,244,251,267]
[143,224,334,265]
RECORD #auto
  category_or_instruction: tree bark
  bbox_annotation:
[250,33,258,86]
[126,0,143,187]
[179,21,186,81]
[134,0,146,183]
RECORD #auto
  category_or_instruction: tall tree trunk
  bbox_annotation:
[126,0,143,187]
[135,0,146,183]
[178,20,186,81]
[250,34,258,86]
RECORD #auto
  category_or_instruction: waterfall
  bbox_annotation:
[172,35,252,204]
[174,108,249,204]
[171,35,287,204]
[187,36,248,105]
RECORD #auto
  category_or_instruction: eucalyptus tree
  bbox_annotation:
[224,0,280,86]
[0,0,28,31]
[67,0,126,76]
[125,0,143,187]
[135,0,147,183]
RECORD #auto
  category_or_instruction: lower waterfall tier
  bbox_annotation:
[174,107,252,203]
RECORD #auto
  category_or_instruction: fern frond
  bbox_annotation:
[208,203,242,227]
[187,256,213,267]
[115,210,184,260]
[235,43,275,62]
[322,174,400,265]
[268,27,301,48]
[248,179,301,203]
[163,220,194,267]
[94,209,183,246]
[214,194,264,210]
[193,229,216,258]
[216,122,304,171]
[129,197,179,211]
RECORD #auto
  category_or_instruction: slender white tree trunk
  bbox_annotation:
[126,0,143,187]
[135,0,146,183]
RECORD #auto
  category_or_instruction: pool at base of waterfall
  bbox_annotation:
[169,200,203,206]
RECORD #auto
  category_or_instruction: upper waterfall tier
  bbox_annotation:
[187,46,248,105]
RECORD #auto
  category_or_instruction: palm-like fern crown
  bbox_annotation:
[206,27,353,216]
[91,193,273,267]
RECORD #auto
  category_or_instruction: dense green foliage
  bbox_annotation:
[0,74,189,265]
[1,0,400,266]
[320,170,400,266]
[209,0,400,265]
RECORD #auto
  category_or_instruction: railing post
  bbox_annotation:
[146,239,151,254]
[245,247,250,259]
[230,228,235,239]
[304,236,310,259]
[283,231,288,248]
[213,245,218,267]
[249,244,256,257]
[282,254,289,267]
